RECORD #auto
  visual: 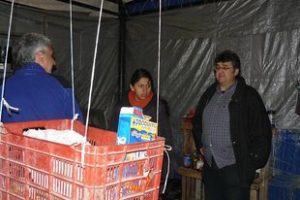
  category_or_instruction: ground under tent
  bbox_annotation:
[1,0,300,199]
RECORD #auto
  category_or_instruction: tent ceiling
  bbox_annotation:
[1,0,120,18]
[1,0,228,18]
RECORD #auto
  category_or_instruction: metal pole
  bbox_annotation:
[118,2,126,100]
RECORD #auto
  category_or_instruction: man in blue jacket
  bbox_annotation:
[0,32,83,122]
[193,50,272,200]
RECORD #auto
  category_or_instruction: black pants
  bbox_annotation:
[203,161,250,200]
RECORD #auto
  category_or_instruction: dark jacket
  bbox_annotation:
[109,93,173,146]
[192,76,272,185]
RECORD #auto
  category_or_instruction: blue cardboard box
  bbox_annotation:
[116,107,158,144]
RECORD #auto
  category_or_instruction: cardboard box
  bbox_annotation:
[117,107,158,144]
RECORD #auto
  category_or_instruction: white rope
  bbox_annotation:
[69,0,76,130]
[156,0,162,124]
[161,145,172,194]
[156,0,173,195]
[81,0,104,166]
[2,98,19,115]
[0,0,15,123]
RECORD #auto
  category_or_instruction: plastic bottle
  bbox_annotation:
[183,154,192,168]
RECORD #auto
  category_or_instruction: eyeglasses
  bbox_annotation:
[214,66,233,71]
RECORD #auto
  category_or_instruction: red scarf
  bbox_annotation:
[128,90,154,108]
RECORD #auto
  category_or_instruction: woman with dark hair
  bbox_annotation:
[109,68,174,187]
[109,68,176,197]
[109,68,172,145]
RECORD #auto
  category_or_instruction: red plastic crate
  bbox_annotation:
[0,119,165,200]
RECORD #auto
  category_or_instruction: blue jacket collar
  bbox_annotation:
[16,62,47,73]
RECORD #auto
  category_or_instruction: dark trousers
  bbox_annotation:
[203,161,250,200]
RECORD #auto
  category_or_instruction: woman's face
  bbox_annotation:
[130,77,152,100]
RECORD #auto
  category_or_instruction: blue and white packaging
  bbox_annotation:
[116,107,158,144]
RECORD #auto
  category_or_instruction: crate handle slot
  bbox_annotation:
[23,127,46,132]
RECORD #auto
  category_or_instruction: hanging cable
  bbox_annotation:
[81,0,105,166]
[0,0,15,123]
[69,0,76,130]
[156,0,172,195]
[156,0,162,124]
[162,144,172,194]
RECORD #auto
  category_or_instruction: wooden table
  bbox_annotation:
[177,167,204,200]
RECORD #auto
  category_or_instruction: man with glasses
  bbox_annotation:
[192,50,272,200]
[0,32,83,122]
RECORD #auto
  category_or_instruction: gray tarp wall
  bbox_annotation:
[0,3,120,129]
[125,0,300,172]
[126,0,300,131]
[1,0,300,174]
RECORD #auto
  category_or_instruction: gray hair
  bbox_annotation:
[12,32,52,68]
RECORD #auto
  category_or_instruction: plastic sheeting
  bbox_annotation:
[125,0,300,130]
[125,0,300,171]
[0,3,119,129]
[269,129,300,200]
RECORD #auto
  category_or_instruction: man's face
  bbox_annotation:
[214,61,239,87]
[35,46,56,73]
[43,47,56,73]
[130,77,152,100]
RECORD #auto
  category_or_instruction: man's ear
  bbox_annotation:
[34,51,44,66]
[234,68,239,77]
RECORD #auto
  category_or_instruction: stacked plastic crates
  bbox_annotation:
[269,129,300,200]
[0,119,165,200]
